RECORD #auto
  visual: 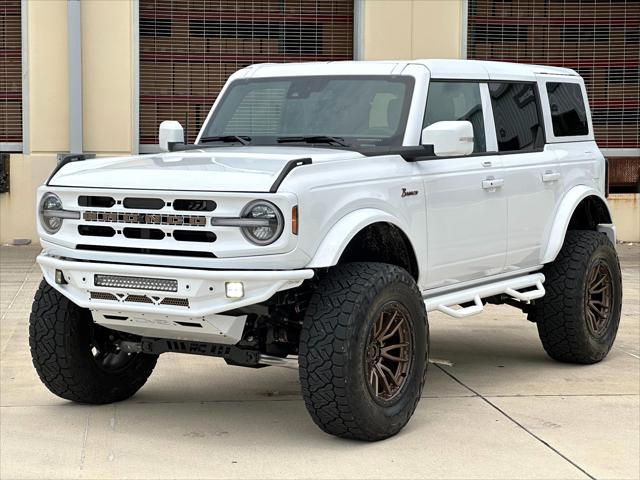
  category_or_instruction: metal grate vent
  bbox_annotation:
[125,294,154,304]
[90,291,118,301]
[160,297,190,307]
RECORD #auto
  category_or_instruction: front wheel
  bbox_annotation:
[299,263,428,441]
[29,280,158,404]
[531,230,622,364]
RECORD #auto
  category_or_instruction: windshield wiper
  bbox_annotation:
[199,135,251,145]
[276,136,349,147]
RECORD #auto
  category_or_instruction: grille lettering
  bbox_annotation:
[83,211,206,226]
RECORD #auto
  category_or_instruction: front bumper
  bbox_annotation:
[37,254,314,343]
[38,254,314,317]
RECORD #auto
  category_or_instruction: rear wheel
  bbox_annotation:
[29,280,158,403]
[531,231,622,364]
[299,263,428,441]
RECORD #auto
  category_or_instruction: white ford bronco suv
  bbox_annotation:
[31,59,622,441]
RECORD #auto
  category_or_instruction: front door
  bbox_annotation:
[417,81,507,289]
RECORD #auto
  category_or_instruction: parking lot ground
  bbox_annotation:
[1,245,638,480]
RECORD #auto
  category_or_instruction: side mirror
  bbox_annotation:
[421,121,474,157]
[159,121,184,152]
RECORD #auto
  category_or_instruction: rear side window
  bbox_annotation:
[424,81,486,153]
[546,82,589,137]
[489,82,544,152]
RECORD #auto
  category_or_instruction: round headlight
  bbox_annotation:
[39,193,64,234]
[240,200,284,245]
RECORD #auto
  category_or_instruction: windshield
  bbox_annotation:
[200,75,415,148]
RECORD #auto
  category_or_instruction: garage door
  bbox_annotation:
[139,0,354,147]
[0,0,22,151]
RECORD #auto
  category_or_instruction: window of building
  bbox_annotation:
[0,0,22,151]
[546,82,589,137]
[139,1,354,147]
[489,82,544,152]
[423,82,486,153]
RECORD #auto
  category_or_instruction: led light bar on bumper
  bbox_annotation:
[94,274,178,292]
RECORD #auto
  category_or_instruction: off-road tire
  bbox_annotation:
[531,230,622,364]
[299,263,428,441]
[29,279,158,403]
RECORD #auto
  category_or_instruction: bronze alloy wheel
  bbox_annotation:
[585,260,614,338]
[366,301,414,402]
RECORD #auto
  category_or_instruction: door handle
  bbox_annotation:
[542,171,561,183]
[482,177,504,190]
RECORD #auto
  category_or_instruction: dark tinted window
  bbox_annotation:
[489,82,544,152]
[546,82,589,137]
[424,82,486,153]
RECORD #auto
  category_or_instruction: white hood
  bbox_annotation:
[49,146,363,192]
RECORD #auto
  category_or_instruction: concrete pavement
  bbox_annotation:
[1,245,638,479]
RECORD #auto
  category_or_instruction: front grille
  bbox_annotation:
[73,192,222,256]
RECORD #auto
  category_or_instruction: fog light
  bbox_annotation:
[225,281,244,299]
[55,269,67,285]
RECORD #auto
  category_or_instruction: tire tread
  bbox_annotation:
[29,280,157,404]
[299,263,428,441]
[532,230,622,364]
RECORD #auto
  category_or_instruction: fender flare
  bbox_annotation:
[306,208,414,268]
[540,185,613,264]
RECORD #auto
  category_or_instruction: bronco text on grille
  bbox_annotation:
[82,211,207,226]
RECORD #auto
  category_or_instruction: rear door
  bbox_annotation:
[417,80,507,289]
[489,81,563,269]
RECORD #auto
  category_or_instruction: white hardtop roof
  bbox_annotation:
[241,59,579,81]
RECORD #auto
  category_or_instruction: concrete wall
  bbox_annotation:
[82,0,134,155]
[1,0,67,244]
[0,0,135,244]
[609,194,640,243]
[362,0,464,60]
